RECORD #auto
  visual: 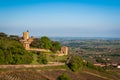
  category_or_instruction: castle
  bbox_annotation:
[20,31,33,49]
[20,31,68,55]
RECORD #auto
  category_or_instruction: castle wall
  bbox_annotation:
[61,46,68,55]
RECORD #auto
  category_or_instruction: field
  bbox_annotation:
[58,38,120,64]
[0,66,120,80]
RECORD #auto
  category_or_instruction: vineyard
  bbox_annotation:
[1,68,120,80]
[0,70,49,80]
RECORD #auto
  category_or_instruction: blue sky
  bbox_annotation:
[0,0,120,37]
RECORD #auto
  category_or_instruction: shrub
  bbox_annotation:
[37,53,48,64]
[67,54,83,72]
[0,36,33,64]
[57,73,70,80]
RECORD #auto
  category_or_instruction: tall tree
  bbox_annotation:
[39,36,52,49]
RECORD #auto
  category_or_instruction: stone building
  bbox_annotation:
[20,31,34,50]
[61,46,68,55]
[23,31,29,40]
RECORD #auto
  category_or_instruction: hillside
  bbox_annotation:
[0,33,120,80]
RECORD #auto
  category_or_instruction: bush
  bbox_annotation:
[37,53,48,64]
[57,73,70,80]
[39,36,52,49]
[67,54,83,72]
[51,41,61,52]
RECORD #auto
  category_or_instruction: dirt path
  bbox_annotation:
[0,63,65,69]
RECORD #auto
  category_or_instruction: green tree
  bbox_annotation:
[57,73,70,80]
[39,36,52,49]
[51,41,61,52]
[67,54,83,72]
[30,36,61,53]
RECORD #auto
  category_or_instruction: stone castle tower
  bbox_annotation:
[20,31,34,50]
[23,31,29,40]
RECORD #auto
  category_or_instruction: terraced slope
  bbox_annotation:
[0,71,49,80]
[0,68,120,80]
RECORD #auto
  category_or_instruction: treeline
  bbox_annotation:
[0,32,33,64]
[30,36,61,52]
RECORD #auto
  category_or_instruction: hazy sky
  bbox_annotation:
[0,0,120,37]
